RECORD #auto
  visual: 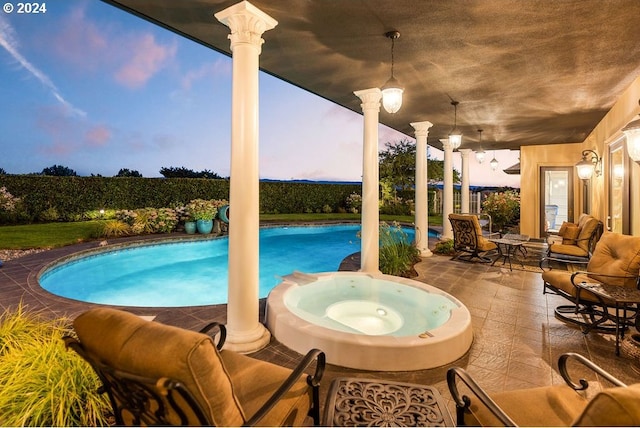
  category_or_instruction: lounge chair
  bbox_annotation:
[63,307,325,426]
[449,213,498,263]
[542,232,640,332]
[544,214,604,266]
[447,352,640,426]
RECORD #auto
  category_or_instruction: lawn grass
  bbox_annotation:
[0,214,443,250]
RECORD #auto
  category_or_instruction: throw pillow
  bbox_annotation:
[562,224,581,245]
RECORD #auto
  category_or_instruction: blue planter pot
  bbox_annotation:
[196,219,213,234]
[184,221,197,234]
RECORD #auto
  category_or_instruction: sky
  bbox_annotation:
[0,0,520,187]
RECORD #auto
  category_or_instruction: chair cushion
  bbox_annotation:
[542,270,600,303]
[549,242,589,258]
[73,308,245,427]
[576,217,600,252]
[587,232,640,287]
[562,224,581,245]
[558,221,577,237]
[469,384,588,427]
[220,350,312,426]
[572,383,640,426]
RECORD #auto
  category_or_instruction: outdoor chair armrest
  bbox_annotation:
[243,348,325,426]
[569,271,640,288]
[558,352,626,389]
[199,322,226,350]
[539,255,589,271]
[447,366,517,427]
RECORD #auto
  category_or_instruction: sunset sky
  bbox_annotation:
[0,0,520,187]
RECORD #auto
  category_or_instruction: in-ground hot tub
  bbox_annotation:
[266,271,473,371]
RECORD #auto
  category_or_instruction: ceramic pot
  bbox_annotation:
[184,221,197,234]
[196,219,213,234]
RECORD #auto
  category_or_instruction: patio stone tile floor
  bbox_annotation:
[1,235,638,422]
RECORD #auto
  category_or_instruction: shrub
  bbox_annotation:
[101,220,131,237]
[115,207,179,234]
[433,239,455,255]
[345,193,362,214]
[481,190,520,232]
[38,207,60,222]
[379,222,420,277]
[0,305,111,426]
[322,204,333,213]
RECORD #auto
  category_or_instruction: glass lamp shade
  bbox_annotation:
[622,118,640,163]
[475,149,486,164]
[576,159,595,180]
[448,132,462,150]
[381,77,403,114]
[490,157,499,171]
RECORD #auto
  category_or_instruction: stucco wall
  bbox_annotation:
[520,74,640,238]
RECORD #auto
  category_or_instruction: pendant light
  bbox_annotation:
[381,31,403,114]
[490,151,499,171]
[448,100,462,149]
[475,129,486,163]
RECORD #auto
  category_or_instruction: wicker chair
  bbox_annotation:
[449,213,498,263]
[542,232,640,332]
[447,352,640,426]
[63,307,325,426]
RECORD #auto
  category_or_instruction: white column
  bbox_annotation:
[410,121,433,257]
[459,148,472,214]
[215,1,277,353]
[442,139,454,240]
[354,88,382,273]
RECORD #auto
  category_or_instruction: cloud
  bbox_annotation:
[115,34,177,88]
[50,6,108,70]
[85,125,111,147]
[0,15,86,117]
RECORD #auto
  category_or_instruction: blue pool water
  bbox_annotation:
[40,224,428,307]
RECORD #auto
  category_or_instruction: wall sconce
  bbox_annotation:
[381,31,403,114]
[621,100,640,164]
[448,100,462,149]
[475,129,485,163]
[575,149,601,180]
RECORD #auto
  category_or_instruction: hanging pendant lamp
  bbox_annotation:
[381,31,403,114]
[475,129,485,163]
[490,151,499,171]
[448,100,462,149]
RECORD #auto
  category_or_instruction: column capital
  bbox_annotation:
[441,138,454,152]
[410,121,434,137]
[458,148,473,157]
[354,88,382,111]
[215,1,278,52]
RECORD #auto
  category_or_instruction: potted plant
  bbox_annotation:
[186,199,218,234]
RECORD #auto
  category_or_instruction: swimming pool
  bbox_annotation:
[39,224,426,307]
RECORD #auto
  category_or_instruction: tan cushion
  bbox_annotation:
[572,384,640,426]
[469,384,587,427]
[558,221,577,237]
[549,242,589,258]
[562,224,581,245]
[73,308,245,427]
[576,217,600,252]
[587,232,640,287]
[220,350,312,426]
[542,270,600,303]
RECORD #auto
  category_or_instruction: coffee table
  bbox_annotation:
[323,377,453,427]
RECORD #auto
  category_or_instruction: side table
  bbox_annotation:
[490,238,524,271]
[577,282,640,356]
[323,377,453,427]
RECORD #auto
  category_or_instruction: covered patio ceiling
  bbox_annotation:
[103,0,640,152]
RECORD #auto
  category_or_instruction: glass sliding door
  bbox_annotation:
[609,138,630,233]
[540,167,574,235]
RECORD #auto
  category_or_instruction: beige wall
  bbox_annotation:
[520,74,640,238]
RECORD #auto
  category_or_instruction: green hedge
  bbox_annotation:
[0,176,361,224]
